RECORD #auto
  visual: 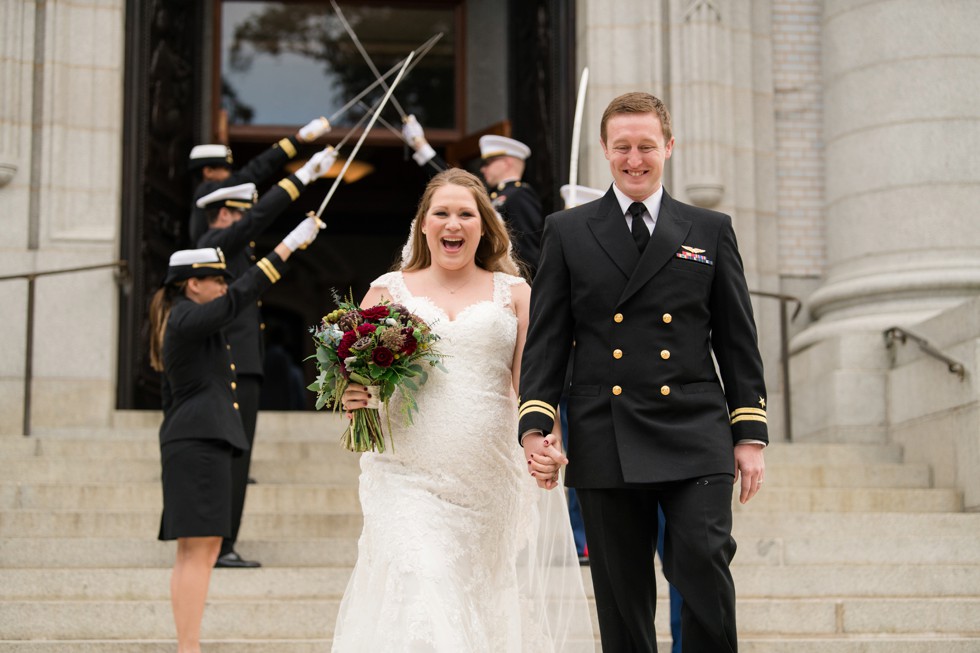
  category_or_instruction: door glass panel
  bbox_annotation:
[221,1,456,128]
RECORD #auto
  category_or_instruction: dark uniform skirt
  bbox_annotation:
[158,438,234,541]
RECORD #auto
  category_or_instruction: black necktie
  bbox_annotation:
[628,202,649,252]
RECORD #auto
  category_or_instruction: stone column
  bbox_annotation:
[793,0,980,351]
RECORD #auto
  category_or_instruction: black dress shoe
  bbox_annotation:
[214,551,262,568]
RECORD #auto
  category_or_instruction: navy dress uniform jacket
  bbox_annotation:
[491,180,543,275]
[197,173,306,377]
[159,252,288,450]
[189,135,302,243]
[518,188,768,488]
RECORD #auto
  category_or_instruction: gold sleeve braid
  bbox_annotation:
[256,258,281,283]
[277,138,297,158]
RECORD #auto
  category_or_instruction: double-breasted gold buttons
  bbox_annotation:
[613,349,623,359]
[662,313,672,324]
[233,402,240,410]
[231,381,237,391]
[612,385,622,396]
[660,350,670,360]
[661,385,671,396]
[230,363,236,371]
[614,313,624,323]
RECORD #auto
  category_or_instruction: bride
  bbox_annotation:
[332,169,594,651]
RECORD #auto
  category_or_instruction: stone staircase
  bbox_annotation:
[1,411,979,652]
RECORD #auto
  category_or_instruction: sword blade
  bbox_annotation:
[327,32,441,124]
[316,51,416,219]
[568,67,590,207]
[330,0,408,121]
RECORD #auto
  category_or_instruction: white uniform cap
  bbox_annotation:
[479,135,531,161]
[560,184,606,209]
[165,247,231,284]
[188,144,233,170]
[196,182,258,210]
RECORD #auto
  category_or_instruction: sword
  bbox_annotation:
[326,33,441,125]
[357,100,446,174]
[314,51,415,220]
[567,67,590,207]
[330,0,409,121]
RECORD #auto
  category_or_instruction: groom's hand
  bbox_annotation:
[523,432,568,490]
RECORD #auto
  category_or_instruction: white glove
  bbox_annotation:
[298,117,331,142]
[402,115,436,166]
[294,147,337,185]
[282,215,322,252]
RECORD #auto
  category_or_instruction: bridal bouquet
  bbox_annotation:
[308,296,444,453]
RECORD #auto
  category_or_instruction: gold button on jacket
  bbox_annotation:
[612,385,622,396]
[660,350,670,360]
[662,313,672,324]
[613,349,623,359]
[614,313,624,323]
[233,402,240,410]
[660,385,670,396]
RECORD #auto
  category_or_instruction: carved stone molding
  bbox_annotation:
[680,0,725,208]
[0,162,16,187]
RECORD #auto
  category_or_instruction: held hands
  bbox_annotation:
[297,116,331,142]
[402,115,436,166]
[734,442,766,504]
[295,146,338,185]
[282,214,323,252]
[522,432,568,491]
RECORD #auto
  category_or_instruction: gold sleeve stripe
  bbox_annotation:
[731,414,767,425]
[518,399,556,418]
[256,258,280,283]
[519,405,556,421]
[731,407,767,418]
[277,178,300,201]
[278,138,297,158]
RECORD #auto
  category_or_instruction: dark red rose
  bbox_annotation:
[357,323,377,336]
[360,306,390,321]
[400,327,418,355]
[337,331,358,360]
[372,346,395,367]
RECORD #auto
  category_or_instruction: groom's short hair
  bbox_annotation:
[600,92,673,143]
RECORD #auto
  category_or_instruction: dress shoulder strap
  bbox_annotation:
[492,271,525,307]
[369,271,409,304]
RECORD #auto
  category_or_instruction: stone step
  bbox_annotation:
[0,459,360,484]
[0,511,364,539]
[765,462,932,488]
[1,639,978,653]
[736,487,962,512]
[0,481,956,513]
[2,564,978,601]
[0,483,360,513]
[4,509,980,540]
[738,535,980,565]
[2,597,978,639]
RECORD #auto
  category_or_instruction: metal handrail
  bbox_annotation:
[0,261,130,436]
[749,290,802,442]
[883,326,966,381]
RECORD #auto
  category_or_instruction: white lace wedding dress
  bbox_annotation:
[331,271,594,652]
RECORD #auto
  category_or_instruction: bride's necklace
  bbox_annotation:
[432,270,478,295]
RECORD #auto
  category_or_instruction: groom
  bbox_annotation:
[519,92,767,652]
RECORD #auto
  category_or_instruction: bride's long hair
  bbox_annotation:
[399,168,523,277]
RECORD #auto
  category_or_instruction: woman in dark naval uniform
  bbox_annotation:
[147,212,320,653]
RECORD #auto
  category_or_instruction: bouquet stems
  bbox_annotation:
[341,407,388,453]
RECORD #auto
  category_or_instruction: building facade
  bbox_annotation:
[2,0,978,505]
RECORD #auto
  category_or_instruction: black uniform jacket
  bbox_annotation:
[189,135,302,242]
[197,173,305,376]
[518,188,768,488]
[491,180,544,275]
[159,252,288,450]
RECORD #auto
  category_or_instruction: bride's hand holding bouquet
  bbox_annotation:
[309,297,445,453]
